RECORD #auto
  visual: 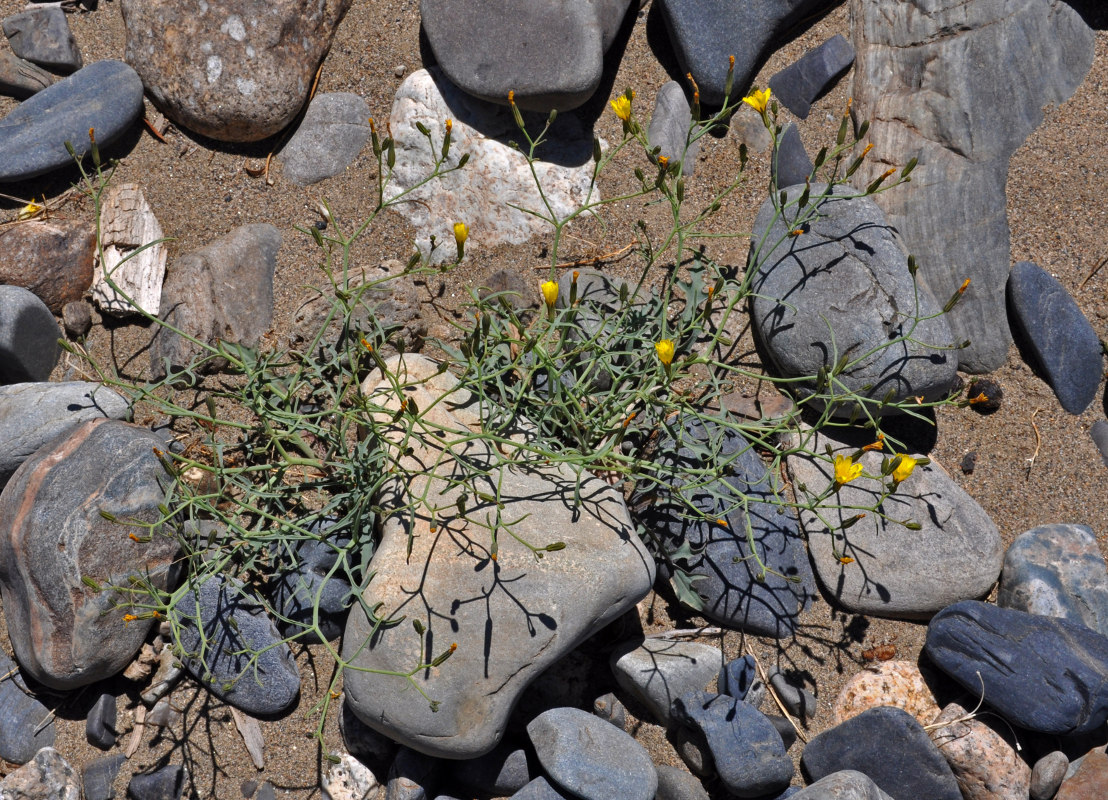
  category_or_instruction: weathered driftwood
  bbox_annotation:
[92,183,167,316]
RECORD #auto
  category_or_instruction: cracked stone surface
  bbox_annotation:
[342,355,655,758]
[849,0,1095,373]
[748,183,957,415]
[788,428,1003,619]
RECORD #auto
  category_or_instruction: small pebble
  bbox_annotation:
[394,64,406,78]
[127,764,186,800]
[593,692,626,730]
[62,300,92,338]
[960,451,977,474]
[1030,750,1068,800]
[86,692,117,750]
[966,378,1003,413]
[1090,420,1108,469]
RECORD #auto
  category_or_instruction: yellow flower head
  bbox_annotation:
[742,87,771,114]
[453,221,468,247]
[655,338,675,366]
[541,280,559,308]
[609,94,632,122]
[833,454,863,486]
[891,454,917,484]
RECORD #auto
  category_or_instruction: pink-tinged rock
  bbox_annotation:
[833,660,941,727]
[1057,749,1108,800]
[0,419,180,689]
[929,701,1030,800]
[0,219,94,314]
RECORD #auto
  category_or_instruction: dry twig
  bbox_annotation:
[1025,408,1043,479]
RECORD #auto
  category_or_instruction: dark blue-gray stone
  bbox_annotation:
[0,285,60,383]
[126,764,185,800]
[170,575,300,716]
[633,414,815,637]
[998,523,1108,637]
[0,60,143,182]
[768,35,854,119]
[2,6,82,73]
[267,519,354,644]
[277,92,370,186]
[656,0,839,105]
[717,655,758,702]
[655,765,708,800]
[801,707,960,800]
[748,184,957,414]
[420,0,630,112]
[772,122,813,189]
[527,707,657,800]
[926,600,1108,735]
[512,777,573,800]
[647,81,698,176]
[449,740,532,795]
[1006,261,1102,414]
[82,754,126,800]
[0,651,54,764]
[85,692,117,750]
[671,691,792,798]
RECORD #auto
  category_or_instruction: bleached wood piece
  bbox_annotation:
[230,706,265,770]
[92,183,167,316]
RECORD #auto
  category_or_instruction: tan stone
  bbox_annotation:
[930,701,1030,800]
[833,660,941,727]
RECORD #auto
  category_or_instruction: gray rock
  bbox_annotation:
[449,741,532,795]
[278,92,370,186]
[790,430,1003,618]
[61,301,92,339]
[767,669,816,721]
[0,217,95,313]
[648,81,698,176]
[343,356,655,758]
[127,764,185,800]
[86,693,117,750]
[998,523,1108,637]
[671,691,793,798]
[609,637,723,725]
[512,777,573,799]
[170,575,300,716]
[386,747,439,800]
[749,184,957,414]
[2,7,81,73]
[339,699,398,773]
[267,521,354,644]
[1092,420,1108,470]
[420,0,630,112]
[0,381,130,488]
[718,655,763,706]
[0,651,55,764]
[654,765,708,800]
[0,419,180,690]
[926,600,1108,735]
[150,224,280,379]
[0,747,79,800]
[0,60,144,182]
[768,35,854,119]
[802,706,960,800]
[656,0,839,106]
[850,0,1095,373]
[790,770,895,800]
[592,692,626,730]
[771,123,813,189]
[527,707,657,800]
[121,0,353,142]
[633,415,815,637]
[1007,261,1102,413]
[82,754,127,800]
[0,45,52,98]
[384,68,600,264]
[0,285,61,383]
[1030,751,1068,800]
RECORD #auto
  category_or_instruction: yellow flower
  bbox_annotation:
[891,454,917,484]
[833,454,863,486]
[453,221,468,247]
[655,339,675,366]
[541,280,559,308]
[742,87,771,114]
[17,200,43,220]
[609,94,632,121]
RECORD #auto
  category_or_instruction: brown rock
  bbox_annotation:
[929,701,1030,800]
[0,218,94,313]
[121,0,353,142]
[0,44,52,98]
[61,300,92,338]
[0,419,181,690]
[1057,749,1108,800]
[833,660,942,727]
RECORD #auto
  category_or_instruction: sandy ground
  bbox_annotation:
[1,1,1106,797]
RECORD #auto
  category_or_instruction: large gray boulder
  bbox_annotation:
[343,356,655,758]
[748,184,957,415]
[850,0,1095,373]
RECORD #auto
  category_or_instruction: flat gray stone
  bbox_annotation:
[768,34,854,119]
[0,60,144,182]
[0,285,60,383]
[748,184,957,415]
[2,6,81,72]
[851,0,1095,372]
[610,638,723,725]
[647,81,698,176]
[420,0,630,111]
[0,46,52,98]
[0,381,130,488]
[278,92,370,186]
[790,770,895,800]
[0,651,55,764]
[789,429,1003,619]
